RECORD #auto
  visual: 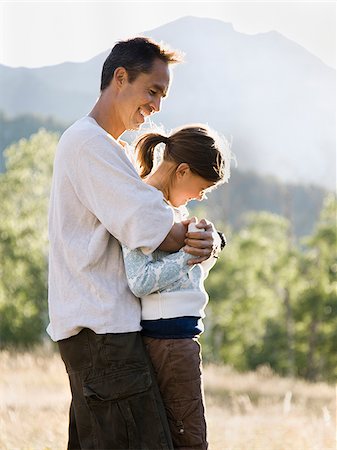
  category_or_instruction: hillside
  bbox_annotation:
[194,170,327,238]
[0,111,67,171]
[0,115,327,239]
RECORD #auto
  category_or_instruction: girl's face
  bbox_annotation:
[168,163,215,207]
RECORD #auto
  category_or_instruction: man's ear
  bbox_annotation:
[113,67,128,88]
[176,163,190,179]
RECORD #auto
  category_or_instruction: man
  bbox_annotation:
[47,37,218,450]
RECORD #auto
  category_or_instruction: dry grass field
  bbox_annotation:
[0,349,335,450]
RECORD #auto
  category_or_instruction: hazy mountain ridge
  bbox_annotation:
[0,16,335,189]
[145,17,335,189]
[196,170,327,239]
[0,110,327,239]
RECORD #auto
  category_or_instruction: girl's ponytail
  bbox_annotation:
[135,133,168,178]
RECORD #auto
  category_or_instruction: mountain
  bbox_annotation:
[146,17,335,190]
[0,16,335,189]
[0,57,103,120]
[0,114,326,239]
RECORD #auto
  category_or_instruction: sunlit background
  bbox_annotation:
[0,2,336,449]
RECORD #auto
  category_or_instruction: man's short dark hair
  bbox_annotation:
[100,37,183,91]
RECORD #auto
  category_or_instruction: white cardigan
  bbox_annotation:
[122,215,220,320]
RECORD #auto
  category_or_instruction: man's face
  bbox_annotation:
[118,59,170,131]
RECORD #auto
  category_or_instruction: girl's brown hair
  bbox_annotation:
[135,125,229,183]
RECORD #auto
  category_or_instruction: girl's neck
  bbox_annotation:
[144,162,174,202]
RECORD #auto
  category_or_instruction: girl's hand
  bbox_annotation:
[181,218,218,265]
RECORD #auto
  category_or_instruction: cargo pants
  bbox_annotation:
[58,328,174,450]
[143,337,208,450]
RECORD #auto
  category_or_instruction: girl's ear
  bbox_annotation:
[114,67,128,88]
[175,163,190,179]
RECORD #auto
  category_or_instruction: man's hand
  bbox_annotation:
[182,217,217,265]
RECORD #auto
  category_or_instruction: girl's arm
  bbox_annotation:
[122,245,192,298]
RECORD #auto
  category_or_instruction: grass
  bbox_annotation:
[0,349,335,450]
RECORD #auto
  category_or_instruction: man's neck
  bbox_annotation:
[89,94,124,140]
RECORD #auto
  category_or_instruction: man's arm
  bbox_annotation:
[74,136,175,255]
[158,222,187,252]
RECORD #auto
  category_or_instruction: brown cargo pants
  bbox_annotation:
[143,337,208,450]
[58,328,174,450]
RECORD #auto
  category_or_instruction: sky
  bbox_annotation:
[0,1,335,69]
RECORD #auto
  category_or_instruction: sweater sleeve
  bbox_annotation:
[121,245,193,297]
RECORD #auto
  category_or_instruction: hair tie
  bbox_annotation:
[162,136,169,145]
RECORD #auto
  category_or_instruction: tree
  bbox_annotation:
[295,194,337,381]
[203,212,298,372]
[202,199,336,381]
[0,130,58,346]
[0,110,66,172]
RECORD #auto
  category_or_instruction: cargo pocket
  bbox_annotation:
[167,399,207,448]
[165,379,207,449]
[83,368,165,450]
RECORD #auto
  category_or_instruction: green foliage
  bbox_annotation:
[0,130,58,347]
[0,110,67,172]
[294,194,337,381]
[202,196,337,381]
[203,213,298,372]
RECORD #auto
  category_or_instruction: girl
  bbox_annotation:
[121,124,230,450]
